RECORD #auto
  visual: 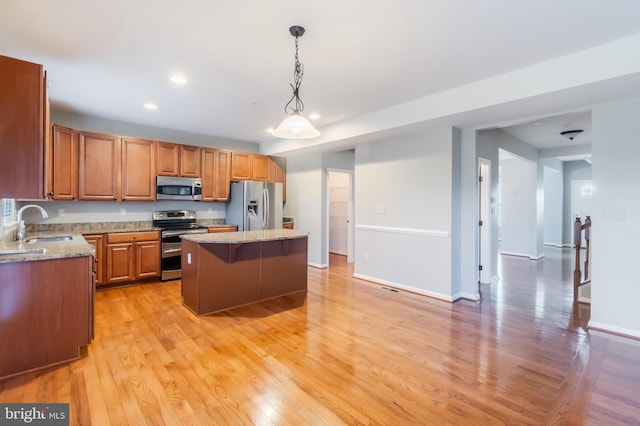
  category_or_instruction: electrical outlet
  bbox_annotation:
[375,205,385,214]
[187,253,192,264]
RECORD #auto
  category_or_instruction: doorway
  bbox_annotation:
[327,169,354,264]
[571,180,593,247]
[478,158,492,285]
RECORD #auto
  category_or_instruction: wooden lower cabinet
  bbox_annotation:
[105,231,160,284]
[208,226,238,233]
[0,255,94,380]
[83,233,105,285]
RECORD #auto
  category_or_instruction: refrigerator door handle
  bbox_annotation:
[263,187,269,229]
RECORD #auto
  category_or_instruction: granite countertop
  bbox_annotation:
[0,233,94,264]
[182,229,308,244]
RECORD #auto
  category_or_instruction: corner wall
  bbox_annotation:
[353,127,455,300]
[590,97,640,338]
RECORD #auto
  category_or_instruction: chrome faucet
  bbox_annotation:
[15,204,48,242]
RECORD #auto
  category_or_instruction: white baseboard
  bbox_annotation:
[353,273,456,302]
[544,242,564,248]
[499,251,544,260]
[588,321,640,340]
[308,262,327,269]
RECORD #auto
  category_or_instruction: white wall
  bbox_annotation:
[500,156,538,257]
[543,165,563,246]
[283,153,325,267]
[590,97,640,338]
[353,127,455,301]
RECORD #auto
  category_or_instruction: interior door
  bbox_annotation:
[329,171,349,256]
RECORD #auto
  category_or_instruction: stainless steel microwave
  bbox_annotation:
[156,176,202,201]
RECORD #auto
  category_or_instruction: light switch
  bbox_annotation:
[187,253,192,264]
[375,205,385,214]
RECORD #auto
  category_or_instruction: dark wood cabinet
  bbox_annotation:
[84,234,105,286]
[78,131,121,201]
[230,152,252,181]
[0,55,48,199]
[48,124,78,200]
[106,231,160,284]
[121,138,156,201]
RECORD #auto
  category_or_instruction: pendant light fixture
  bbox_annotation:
[272,25,320,139]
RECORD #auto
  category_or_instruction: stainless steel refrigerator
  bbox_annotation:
[226,181,283,231]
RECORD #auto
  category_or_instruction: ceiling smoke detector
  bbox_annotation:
[560,129,584,141]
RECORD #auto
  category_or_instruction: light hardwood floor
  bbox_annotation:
[2,248,640,424]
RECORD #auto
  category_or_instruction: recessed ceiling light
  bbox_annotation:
[144,103,158,110]
[170,75,188,85]
[308,113,320,120]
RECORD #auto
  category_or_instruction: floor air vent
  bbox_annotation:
[381,286,399,293]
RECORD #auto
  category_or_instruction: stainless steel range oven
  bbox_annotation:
[152,210,208,281]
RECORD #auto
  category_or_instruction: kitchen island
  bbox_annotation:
[181,229,308,315]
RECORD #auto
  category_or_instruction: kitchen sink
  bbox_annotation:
[0,248,46,256]
[25,235,73,244]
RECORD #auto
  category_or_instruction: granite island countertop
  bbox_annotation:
[182,228,308,244]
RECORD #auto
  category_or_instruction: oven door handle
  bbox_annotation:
[163,248,182,255]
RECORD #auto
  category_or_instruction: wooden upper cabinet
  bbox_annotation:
[0,55,47,199]
[214,150,231,201]
[48,124,78,200]
[121,138,156,201]
[201,148,217,201]
[78,131,121,201]
[157,142,180,176]
[273,157,287,203]
[157,142,201,177]
[230,152,252,181]
[252,154,272,182]
[181,145,201,177]
[202,148,231,202]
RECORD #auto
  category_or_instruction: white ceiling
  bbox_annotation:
[2,1,640,152]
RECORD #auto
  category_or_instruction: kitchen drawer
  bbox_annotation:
[208,226,238,233]
[107,230,160,244]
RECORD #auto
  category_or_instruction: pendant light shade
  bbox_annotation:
[273,25,320,140]
[272,112,320,139]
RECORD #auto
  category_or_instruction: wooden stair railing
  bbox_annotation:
[573,216,591,303]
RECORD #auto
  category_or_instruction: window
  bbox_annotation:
[2,199,16,225]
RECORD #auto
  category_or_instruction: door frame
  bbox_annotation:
[326,168,354,264]
[478,158,492,286]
